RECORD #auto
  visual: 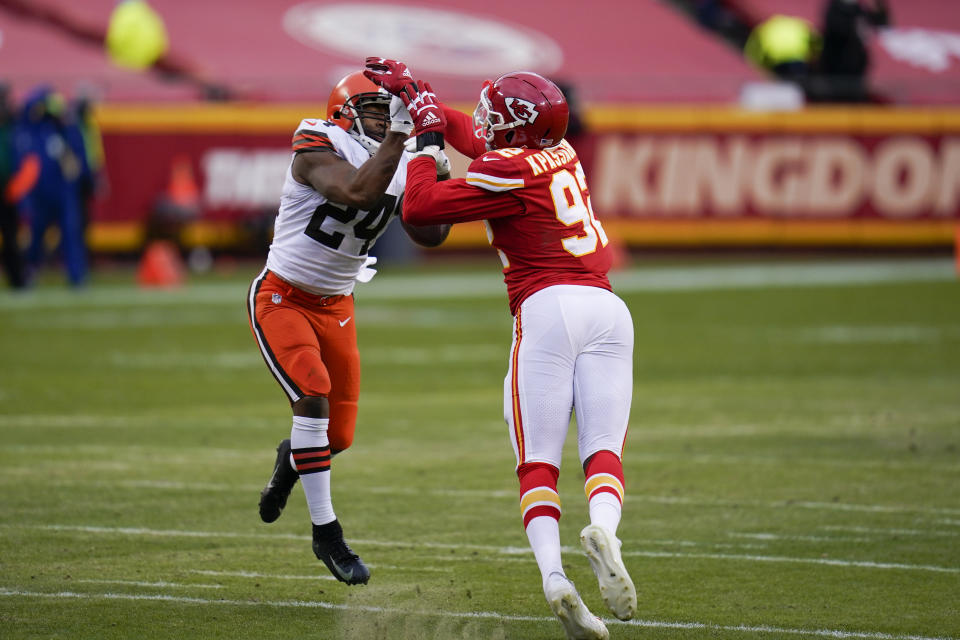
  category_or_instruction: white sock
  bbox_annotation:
[588,492,622,535]
[290,415,335,525]
[526,516,565,590]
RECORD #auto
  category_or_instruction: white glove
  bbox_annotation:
[356,256,378,283]
[405,137,449,174]
[389,95,413,135]
[435,149,450,175]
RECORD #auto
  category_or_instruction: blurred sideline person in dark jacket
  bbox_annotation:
[0,83,39,289]
[15,86,91,287]
[71,92,107,236]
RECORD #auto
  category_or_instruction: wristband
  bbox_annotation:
[416,131,445,151]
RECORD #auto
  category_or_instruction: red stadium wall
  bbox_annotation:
[90,104,960,252]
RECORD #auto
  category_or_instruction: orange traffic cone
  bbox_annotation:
[137,240,186,288]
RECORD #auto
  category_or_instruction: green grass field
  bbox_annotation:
[1,256,958,640]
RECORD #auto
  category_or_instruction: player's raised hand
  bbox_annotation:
[363,57,415,95]
[388,95,413,135]
[400,80,446,137]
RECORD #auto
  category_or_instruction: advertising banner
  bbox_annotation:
[90,105,960,252]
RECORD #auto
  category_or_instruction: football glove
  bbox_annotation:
[436,148,451,175]
[399,80,446,148]
[389,95,413,136]
[404,137,450,174]
[363,57,415,95]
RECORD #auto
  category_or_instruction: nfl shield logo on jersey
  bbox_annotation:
[272,293,282,304]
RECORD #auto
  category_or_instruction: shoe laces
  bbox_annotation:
[329,538,359,564]
[317,529,359,564]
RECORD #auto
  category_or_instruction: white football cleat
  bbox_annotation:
[580,524,637,620]
[543,572,609,640]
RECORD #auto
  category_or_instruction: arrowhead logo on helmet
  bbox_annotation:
[505,97,539,124]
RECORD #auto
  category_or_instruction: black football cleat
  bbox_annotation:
[312,519,370,585]
[259,439,299,523]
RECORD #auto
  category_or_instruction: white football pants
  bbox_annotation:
[504,285,634,469]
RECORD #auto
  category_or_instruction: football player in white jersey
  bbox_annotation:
[247,70,450,585]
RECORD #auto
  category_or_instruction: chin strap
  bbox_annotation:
[351,133,381,156]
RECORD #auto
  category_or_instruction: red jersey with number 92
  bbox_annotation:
[403,139,612,315]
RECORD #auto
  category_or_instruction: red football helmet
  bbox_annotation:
[473,72,569,150]
[326,71,391,151]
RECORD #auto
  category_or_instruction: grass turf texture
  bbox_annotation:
[0,257,958,640]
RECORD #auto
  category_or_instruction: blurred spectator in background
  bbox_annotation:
[0,83,38,289]
[15,86,91,287]
[70,90,107,236]
[744,14,822,84]
[809,0,890,102]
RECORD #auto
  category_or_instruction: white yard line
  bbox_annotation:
[11,524,958,574]
[188,570,339,582]
[621,550,959,574]
[2,473,957,518]
[0,588,954,640]
[374,487,960,517]
[2,464,957,520]
[72,579,223,589]
[729,532,874,543]
[0,259,952,310]
[626,494,960,516]
[822,526,960,537]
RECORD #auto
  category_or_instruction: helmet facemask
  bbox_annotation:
[341,91,391,154]
[473,83,522,151]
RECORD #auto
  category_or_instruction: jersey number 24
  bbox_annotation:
[304,193,400,255]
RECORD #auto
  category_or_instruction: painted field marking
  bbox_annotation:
[188,565,452,580]
[822,526,960,537]
[10,524,959,575]
[369,487,960,517]
[72,579,223,589]
[0,588,955,640]
[0,259,952,311]
[627,494,960,516]
[622,550,959,574]
[189,569,338,582]
[98,344,504,369]
[1,464,956,520]
[729,532,874,543]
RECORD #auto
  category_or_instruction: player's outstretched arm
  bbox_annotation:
[292,132,406,210]
[442,104,486,159]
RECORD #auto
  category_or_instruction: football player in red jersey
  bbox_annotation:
[249,70,449,586]
[366,59,636,639]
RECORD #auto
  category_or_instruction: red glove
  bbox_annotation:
[399,80,446,137]
[363,57,415,95]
